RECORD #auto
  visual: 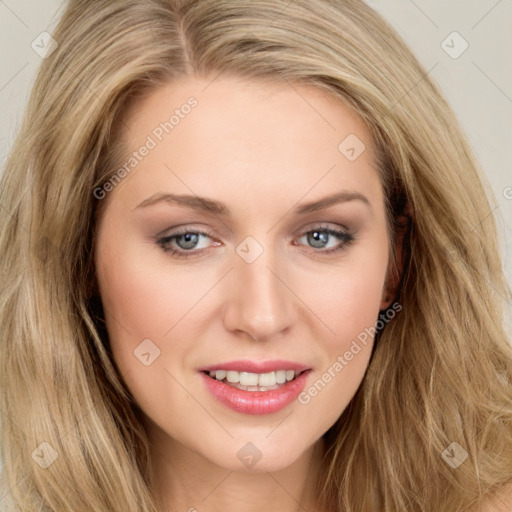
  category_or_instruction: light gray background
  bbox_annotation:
[0,0,511,495]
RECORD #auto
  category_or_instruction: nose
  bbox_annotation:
[222,246,297,341]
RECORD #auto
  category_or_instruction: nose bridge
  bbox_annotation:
[223,238,295,340]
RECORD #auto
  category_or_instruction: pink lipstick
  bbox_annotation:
[199,360,311,415]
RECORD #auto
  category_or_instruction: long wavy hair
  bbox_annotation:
[1,1,511,510]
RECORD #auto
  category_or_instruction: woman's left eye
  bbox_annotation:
[156,225,355,259]
[295,226,355,254]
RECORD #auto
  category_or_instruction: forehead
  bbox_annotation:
[122,75,374,151]
[107,75,382,217]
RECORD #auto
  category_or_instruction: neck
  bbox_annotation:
[147,424,326,512]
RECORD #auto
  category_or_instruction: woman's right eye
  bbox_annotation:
[156,229,215,259]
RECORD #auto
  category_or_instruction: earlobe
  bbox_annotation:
[380,251,402,309]
[380,198,413,310]
[380,275,396,311]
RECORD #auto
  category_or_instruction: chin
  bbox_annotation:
[200,428,317,473]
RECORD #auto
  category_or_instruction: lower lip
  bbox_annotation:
[200,370,311,415]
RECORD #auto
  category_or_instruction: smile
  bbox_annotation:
[206,369,302,390]
[200,367,311,415]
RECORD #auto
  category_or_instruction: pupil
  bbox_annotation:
[309,231,327,248]
[178,233,198,249]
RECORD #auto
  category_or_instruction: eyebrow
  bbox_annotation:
[134,190,372,215]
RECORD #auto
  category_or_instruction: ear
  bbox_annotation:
[380,199,413,310]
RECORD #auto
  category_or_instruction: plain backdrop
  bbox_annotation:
[0,0,511,480]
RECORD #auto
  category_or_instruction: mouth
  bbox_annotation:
[198,363,312,414]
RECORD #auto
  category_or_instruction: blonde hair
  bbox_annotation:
[1,0,511,510]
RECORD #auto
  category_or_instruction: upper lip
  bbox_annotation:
[199,360,311,374]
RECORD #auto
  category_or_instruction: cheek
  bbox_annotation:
[94,234,226,415]
[94,246,199,423]
[318,269,385,336]
[297,280,380,427]
[96,233,210,346]
[295,240,388,415]
[302,244,389,347]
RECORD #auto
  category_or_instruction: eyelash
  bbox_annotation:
[156,224,355,259]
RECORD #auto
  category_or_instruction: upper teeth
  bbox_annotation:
[208,370,298,386]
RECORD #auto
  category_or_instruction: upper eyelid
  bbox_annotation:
[161,223,350,238]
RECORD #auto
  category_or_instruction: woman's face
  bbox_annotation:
[94,75,392,472]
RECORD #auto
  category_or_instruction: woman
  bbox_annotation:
[1,1,511,511]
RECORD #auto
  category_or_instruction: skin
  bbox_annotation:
[94,74,396,512]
